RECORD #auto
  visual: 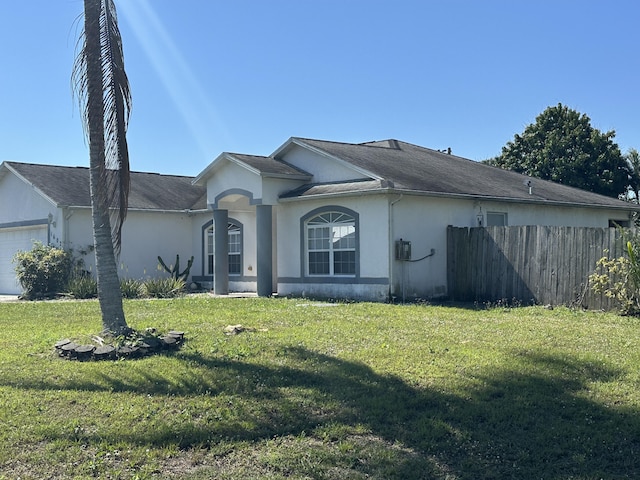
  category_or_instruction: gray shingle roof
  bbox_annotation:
[228,153,311,178]
[284,138,636,210]
[6,136,637,213]
[4,162,207,211]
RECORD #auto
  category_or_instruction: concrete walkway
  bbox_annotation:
[0,295,19,302]
[0,292,261,302]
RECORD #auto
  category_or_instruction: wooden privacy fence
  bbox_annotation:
[447,225,627,310]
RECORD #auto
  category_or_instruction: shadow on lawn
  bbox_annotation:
[7,347,640,478]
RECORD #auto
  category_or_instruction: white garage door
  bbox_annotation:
[0,226,48,294]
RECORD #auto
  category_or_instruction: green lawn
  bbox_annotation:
[1,297,639,479]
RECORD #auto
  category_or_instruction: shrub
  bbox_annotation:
[590,231,640,315]
[120,278,143,299]
[143,277,185,298]
[66,275,98,299]
[13,242,72,299]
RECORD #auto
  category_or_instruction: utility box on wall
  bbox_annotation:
[395,239,411,261]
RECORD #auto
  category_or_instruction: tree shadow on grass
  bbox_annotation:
[5,347,640,478]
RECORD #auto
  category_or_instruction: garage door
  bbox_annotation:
[0,226,48,294]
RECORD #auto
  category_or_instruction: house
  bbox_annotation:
[0,163,210,295]
[1,137,637,299]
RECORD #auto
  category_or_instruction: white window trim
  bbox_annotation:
[227,223,242,276]
[486,211,508,227]
[305,211,357,277]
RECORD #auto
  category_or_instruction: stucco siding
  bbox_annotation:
[206,166,262,206]
[0,173,55,224]
[483,202,628,228]
[278,282,389,302]
[389,195,631,301]
[190,207,260,289]
[121,211,195,280]
[190,212,212,279]
[390,196,457,300]
[277,196,390,278]
[231,210,257,279]
[280,144,368,183]
[65,210,199,281]
[275,195,390,300]
[0,174,58,294]
[261,177,307,205]
[64,209,96,271]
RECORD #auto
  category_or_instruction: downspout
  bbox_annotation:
[388,194,403,301]
[62,207,74,250]
[47,213,53,245]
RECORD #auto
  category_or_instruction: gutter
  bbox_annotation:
[58,206,210,215]
[279,186,638,212]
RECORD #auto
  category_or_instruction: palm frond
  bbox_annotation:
[72,0,131,256]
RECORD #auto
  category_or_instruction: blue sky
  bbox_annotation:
[1,1,639,177]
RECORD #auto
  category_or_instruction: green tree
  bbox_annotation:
[622,148,640,203]
[72,0,132,335]
[487,104,631,198]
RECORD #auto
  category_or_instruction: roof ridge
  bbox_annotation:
[297,137,425,153]
[5,161,197,179]
[294,137,370,148]
[227,152,270,159]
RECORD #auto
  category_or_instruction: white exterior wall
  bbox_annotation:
[188,205,260,292]
[391,196,464,300]
[0,174,58,293]
[276,195,390,301]
[190,211,212,280]
[64,209,202,282]
[206,166,262,205]
[0,173,55,224]
[280,144,368,183]
[390,194,632,300]
[120,211,195,280]
[0,172,211,287]
[475,201,629,228]
[272,191,634,303]
[64,208,95,271]
[230,209,257,290]
[262,177,307,205]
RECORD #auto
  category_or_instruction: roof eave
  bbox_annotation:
[279,187,386,202]
[280,186,639,212]
[262,172,313,181]
[193,153,229,186]
[394,188,640,211]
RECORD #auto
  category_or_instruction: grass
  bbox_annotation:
[1,297,640,479]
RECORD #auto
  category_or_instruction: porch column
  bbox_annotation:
[213,208,228,295]
[256,204,273,297]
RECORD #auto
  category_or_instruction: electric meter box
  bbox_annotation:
[395,240,411,261]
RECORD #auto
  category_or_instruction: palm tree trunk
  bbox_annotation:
[83,0,128,335]
[90,170,128,335]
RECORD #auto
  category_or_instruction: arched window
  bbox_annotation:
[304,209,357,276]
[204,219,243,276]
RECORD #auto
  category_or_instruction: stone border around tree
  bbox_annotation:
[54,330,185,361]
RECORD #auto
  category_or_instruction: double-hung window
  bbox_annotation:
[227,223,241,275]
[306,211,356,276]
[206,226,214,275]
[486,212,508,226]
[205,220,243,276]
